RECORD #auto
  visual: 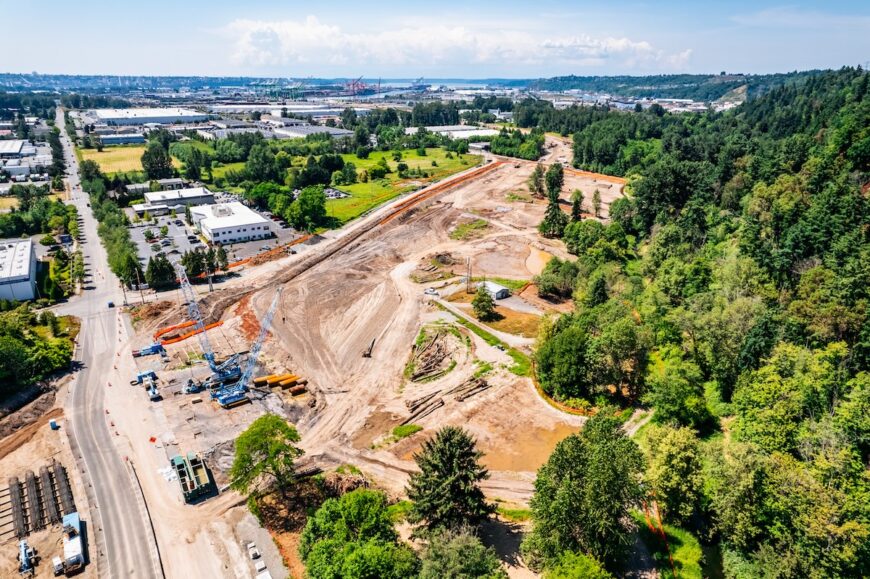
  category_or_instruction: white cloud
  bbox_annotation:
[221,16,691,74]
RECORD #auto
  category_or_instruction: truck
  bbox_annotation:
[55,512,85,576]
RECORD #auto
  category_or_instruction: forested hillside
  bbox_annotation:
[529,70,822,101]
[532,67,870,577]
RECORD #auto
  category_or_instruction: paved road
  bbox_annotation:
[54,108,162,578]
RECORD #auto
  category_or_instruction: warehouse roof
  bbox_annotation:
[0,239,33,282]
[144,187,214,205]
[92,108,205,120]
[273,125,353,139]
[191,202,270,229]
[0,140,26,156]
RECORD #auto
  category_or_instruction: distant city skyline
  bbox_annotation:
[1,0,867,78]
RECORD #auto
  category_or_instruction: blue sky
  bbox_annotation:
[2,0,868,77]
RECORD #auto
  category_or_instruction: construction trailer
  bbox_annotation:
[171,453,215,503]
[54,512,85,576]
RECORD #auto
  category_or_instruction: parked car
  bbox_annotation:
[107,301,114,308]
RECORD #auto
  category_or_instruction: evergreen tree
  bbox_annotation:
[528,163,545,197]
[145,255,176,290]
[522,412,643,568]
[215,246,229,271]
[592,189,602,218]
[539,188,568,238]
[141,141,173,180]
[407,426,493,532]
[570,189,584,222]
[545,162,564,197]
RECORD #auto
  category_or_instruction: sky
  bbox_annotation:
[1,0,868,78]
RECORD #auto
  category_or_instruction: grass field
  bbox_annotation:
[210,161,245,180]
[0,193,64,211]
[78,145,181,175]
[328,148,481,224]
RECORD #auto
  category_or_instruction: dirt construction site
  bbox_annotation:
[0,142,628,578]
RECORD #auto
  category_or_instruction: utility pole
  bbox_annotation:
[134,267,145,304]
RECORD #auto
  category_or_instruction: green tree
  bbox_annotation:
[215,245,229,271]
[644,353,712,430]
[472,284,497,321]
[419,527,507,579]
[528,163,545,196]
[545,162,564,197]
[229,414,302,495]
[144,255,176,290]
[245,142,278,183]
[285,185,327,231]
[407,426,493,532]
[539,188,568,238]
[141,141,173,180]
[522,412,643,567]
[543,552,613,579]
[592,189,602,218]
[643,425,703,524]
[300,489,419,579]
[570,189,584,222]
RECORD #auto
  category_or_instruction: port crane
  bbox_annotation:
[213,287,283,408]
[174,263,241,389]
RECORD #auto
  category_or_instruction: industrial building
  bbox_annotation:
[272,125,353,139]
[404,125,499,139]
[189,202,272,244]
[0,239,37,301]
[98,133,146,145]
[126,178,186,196]
[0,139,27,159]
[131,186,215,217]
[87,108,209,126]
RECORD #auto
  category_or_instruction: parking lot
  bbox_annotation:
[128,204,299,267]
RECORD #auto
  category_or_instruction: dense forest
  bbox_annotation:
[529,70,823,101]
[530,67,870,577]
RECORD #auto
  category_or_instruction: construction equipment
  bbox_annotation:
[171,453,215,503]
[18,540,35,575]
[132,342,165,358]
[131,370,160,401]
[174,263,241,387]
[214,288,283,408]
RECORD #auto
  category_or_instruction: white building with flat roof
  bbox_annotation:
[0,140,26,159]
[189,202,272,245]
[144,187,214,207]
[0,239,37,301]
[89,108,208,126]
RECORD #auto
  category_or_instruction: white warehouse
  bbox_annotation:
[0,239,37,301]
[88,108,208,126]
[189,202,272,244]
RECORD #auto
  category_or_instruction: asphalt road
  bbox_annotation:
[54,107,162,578]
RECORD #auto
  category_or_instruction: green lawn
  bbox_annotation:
[210,161,245,180]
[327,148,482,224]
[78,145,181,175]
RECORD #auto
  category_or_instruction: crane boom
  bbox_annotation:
[174,263,241,384]
[215,287,283,407]
[174,264,216,369]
